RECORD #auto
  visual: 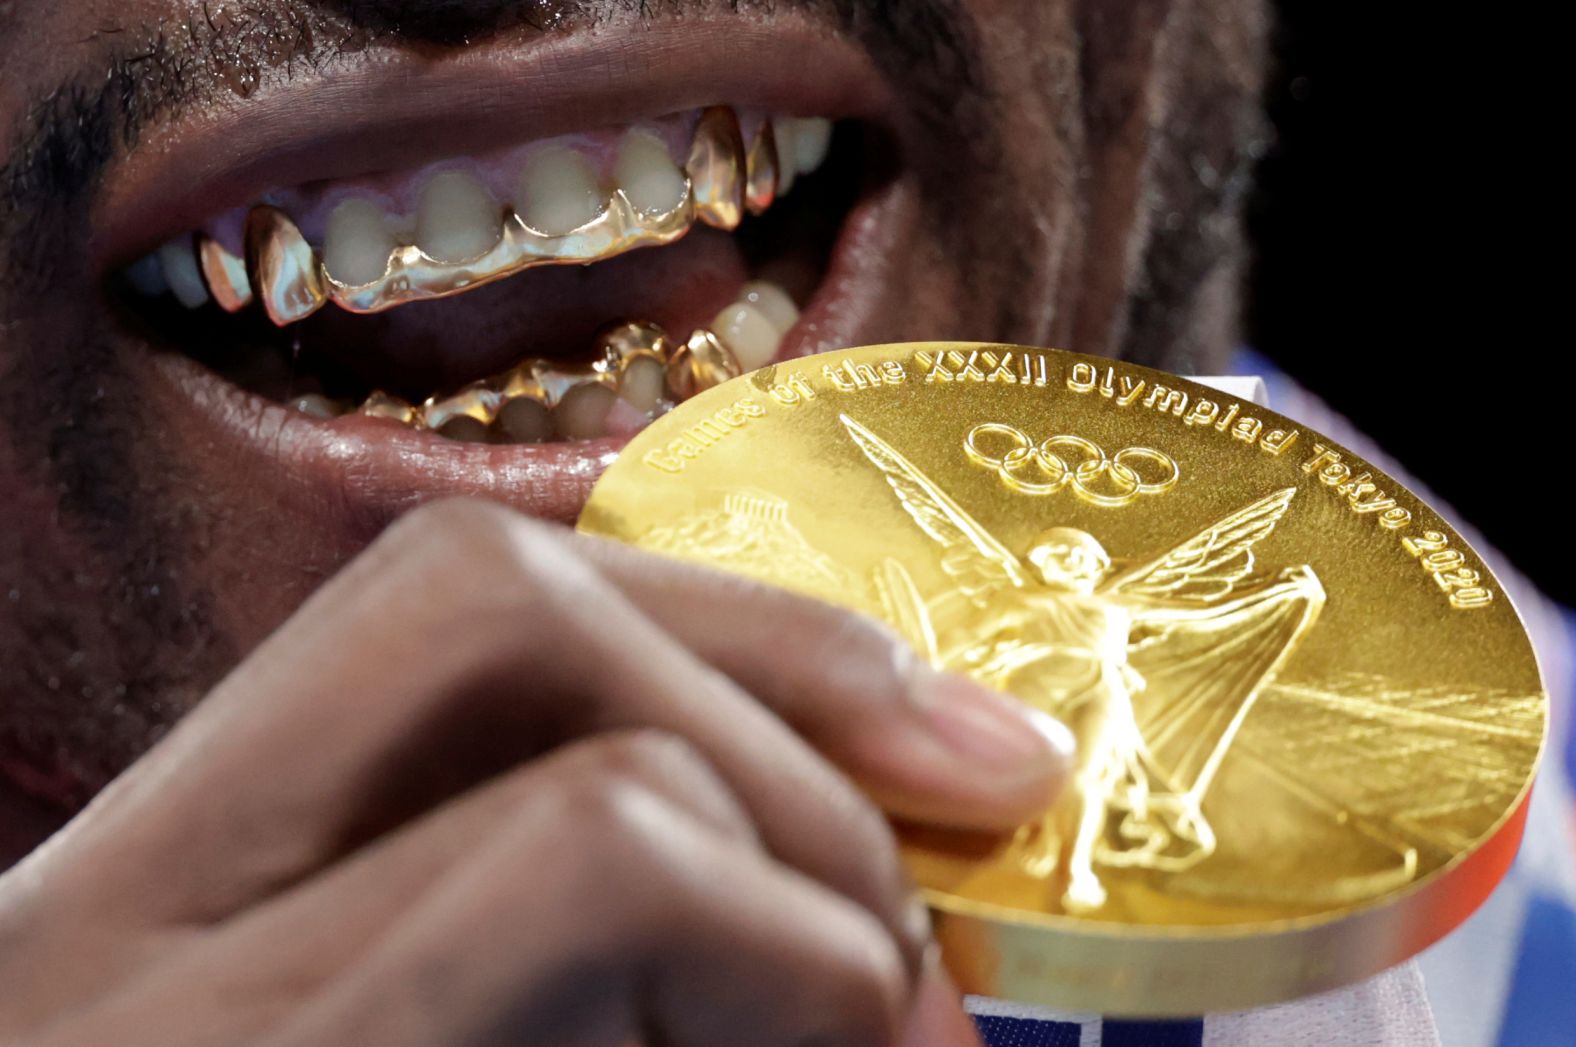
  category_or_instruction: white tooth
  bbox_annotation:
[614,129,687,216]
[324,199,398,286]
[792,118,833,175]
[619,356,668,415]
[554,384,618,440]
[738,280,800,335]
[712,301,782,372]
[125,253,169,297]
[415,171,502,264]
[158,239,210,309]
[518,147,606,235]
[771,117,798,196]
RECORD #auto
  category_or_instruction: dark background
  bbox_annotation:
[1248,6,1563,603]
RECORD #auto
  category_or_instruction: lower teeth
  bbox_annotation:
[340,318,723,444]
[314,280,799,444]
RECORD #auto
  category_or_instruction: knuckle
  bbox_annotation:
[368,499,521,587]
[569,732,756,845]
[782,595,914,700]
[798,918,909,1043]
[823,608,910,676]
[364,499,584,620]
[383,498,522,559]
[834,948,908,1040]
[587,729,704,781]
[554,740,675,841]
[425,501,545,572]
[544,764,683,912]
[834,783,904,873]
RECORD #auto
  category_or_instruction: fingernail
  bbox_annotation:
[913,669,1075,768]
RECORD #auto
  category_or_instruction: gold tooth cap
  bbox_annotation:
[596,321,676,368]
[358,391,420,426]
[322,185,694,317]
[198,236,254,313]
[687,108,747,231]
[422,382,503,431]
[245,206,327,327]
[744,121,779,217]
[492,359,550,406]
[532,359,621,409]
[666,327,742,401]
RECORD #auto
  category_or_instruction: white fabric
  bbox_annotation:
[1192,374,1269,407]
[1207,964,1442,1047]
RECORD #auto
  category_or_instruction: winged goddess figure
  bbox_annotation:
[843,416,1326,913]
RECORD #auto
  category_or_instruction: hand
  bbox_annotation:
[0,500,1071,1046]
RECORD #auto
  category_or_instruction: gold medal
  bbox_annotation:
[577,343,1546,1015]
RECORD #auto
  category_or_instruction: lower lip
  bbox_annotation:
[159,354,628,523]
[149,175,908,527]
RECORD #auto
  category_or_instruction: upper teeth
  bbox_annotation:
[199,237,254,313]
[123,108,835,327]
[323,198,398,288]
[158,237,212,310]
[518,147,606,236]
[687,107,748,230]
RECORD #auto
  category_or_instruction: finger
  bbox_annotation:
[262,746,911,1047]
[569,530,1074,827]
[901,963,984,1047]
[208,734,761,990]
[40,501,926,972]
[40,734,767,1047]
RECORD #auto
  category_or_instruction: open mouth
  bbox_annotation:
[115,104,865,445]
[83,20,912,523]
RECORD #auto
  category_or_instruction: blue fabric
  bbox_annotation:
[972,1016,1206,1046]
[1496,893,1576,1047]
[1104,1020,1206,1047]
[974,1015,1085,1046]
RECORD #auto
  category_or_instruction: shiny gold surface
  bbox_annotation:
[665,328,742,401]
[198,236,254,313]
[744,121,779,216]
[236,108,811,328]
[422,382,502,432]
[244,206,327,326]
[687,107,747,231]
[532,355,621,408]
[357,390,419,425]
[352,320,733,439]
[578,343,1546,1015]
[596,320,676,366]
[320,185,694,316]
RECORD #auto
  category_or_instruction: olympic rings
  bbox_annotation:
[964,424,1180,506]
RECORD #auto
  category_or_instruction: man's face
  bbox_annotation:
[0,0,1266,804]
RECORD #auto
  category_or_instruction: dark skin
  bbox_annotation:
[0,1,1267,1042]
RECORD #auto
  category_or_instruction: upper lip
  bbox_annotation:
[93,15,896,275]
